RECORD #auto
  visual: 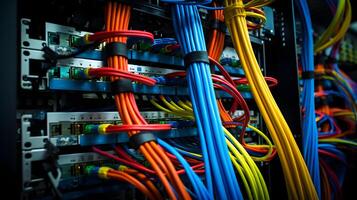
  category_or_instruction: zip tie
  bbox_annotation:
[111,79,133,94]
[130,132,157,149]
[104,42,128,58]
[224,2,246,23]
[183,51,210,68]
[301,71,315,80]
[210,19,227,33]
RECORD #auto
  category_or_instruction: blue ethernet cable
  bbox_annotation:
[158,139,212,200]
[197,5,224,10]
[170,4,243,200]
[295,0,321,197]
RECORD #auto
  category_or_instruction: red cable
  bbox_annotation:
[114,145,139,163]
[209,56,235,86]
[92,146,156,174]
[213,83,245,118]
[88,30,154,43]
[105,124,172,133]
[212,75,250,133]
[319,159,343,199]
[176,163,205,175]
[234,77,278,87]
[165,151,202,166]
[165,71,186,79]
[164,71,250,135]
[209,57,240,114]
[89,68,156,86]
[318,149,347,165]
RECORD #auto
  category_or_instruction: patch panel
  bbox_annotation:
[22,109,259,149]
[21,48,182,90]
[22,48,247,96]
[22,111,185,148]
[22,46,253,98]
[21,20,251,70]
[49,78,253,98]
[48,65,182,81]
[21,19,93,54]
[22,150,121,193]
[21,49,102,90]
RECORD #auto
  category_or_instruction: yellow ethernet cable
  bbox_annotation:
[223,0,318,199]
[244,0,274,8]
[319,138,357,147]
[314,0,351,53]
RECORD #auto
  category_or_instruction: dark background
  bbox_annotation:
[0,0,356,199]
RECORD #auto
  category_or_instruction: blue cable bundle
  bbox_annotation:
[169,4,243,200]
[295,0,321,197]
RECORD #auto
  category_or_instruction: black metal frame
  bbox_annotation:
[0,0,20,199]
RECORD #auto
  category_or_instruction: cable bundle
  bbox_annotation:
[150,95,271,199]
[104,2,191,199]
[314,0,351,53]
[170,4,244,200]
[223,0,318,199]
[206,1,239,121]
[207,2,225,62]
[295,0,321,197]
[314,45,357,199]
[204,2,276,161]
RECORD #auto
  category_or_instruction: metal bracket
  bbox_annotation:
[22,149,48,191]
[21,114,48,150]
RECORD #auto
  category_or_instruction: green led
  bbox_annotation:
[83,124,96,134]
[84,165,96,175]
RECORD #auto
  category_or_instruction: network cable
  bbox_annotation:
[150,96,271,199]
[314,0,352,53]
[295,0,321,197]
[224,0,318,199]
[167,3,244,199]
[102,2,191,199]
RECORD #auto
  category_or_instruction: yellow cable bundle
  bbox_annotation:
[224,128,269,200]
[314,0,352,53]
[223,0,318,199]
[150,97,271,199]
